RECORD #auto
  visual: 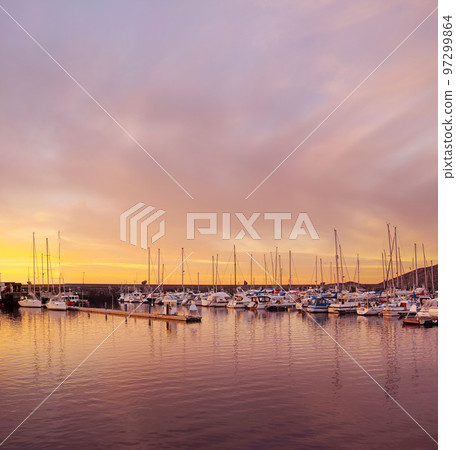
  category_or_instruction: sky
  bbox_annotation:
[0,0,437,285]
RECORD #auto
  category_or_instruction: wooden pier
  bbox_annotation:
[69,306,201,323]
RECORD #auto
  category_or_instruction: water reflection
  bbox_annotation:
[0,307,437,449]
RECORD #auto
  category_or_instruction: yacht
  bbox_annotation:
[417,298,438,319]
[124,290,144,303]
[202,292,230,307]
[356,302,383,316]
[328,301,358,314]
[227,293,251,309]
[382,298,412,317]
[247,294,270,310]
[46,294,68,311]
[18,293,42,308]
[307,297,332,313]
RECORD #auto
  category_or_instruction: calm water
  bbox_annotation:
[0,306,437,449]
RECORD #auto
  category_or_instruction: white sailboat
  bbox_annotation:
[19,233,42,308]
[46,231,68,311]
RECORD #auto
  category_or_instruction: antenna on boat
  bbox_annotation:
[414,243,418,288]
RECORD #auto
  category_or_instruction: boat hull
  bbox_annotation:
[18,299,42,308]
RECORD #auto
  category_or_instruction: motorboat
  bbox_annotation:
[307,297,332,313]
[247,295,270,310]
[328,301,358,314]
[227,293,251,309]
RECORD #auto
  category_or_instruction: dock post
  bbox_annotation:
[148,303,151,314]
[104,302,107,310]
[124,303,127,312]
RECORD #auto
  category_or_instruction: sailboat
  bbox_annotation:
[19,233,42,308]
[46,231,68,311]
[328,230,358,314]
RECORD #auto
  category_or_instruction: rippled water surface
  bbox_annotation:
[0,306,437,449]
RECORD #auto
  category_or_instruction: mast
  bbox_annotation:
[82,272,85,300]
[181,248,184,292]
[387,224,395,292]
[46,238,50,292]
[320,258,323,286]
[270,253,274,284]
[382,252,386,290]
[58,231,61,295]
[148,247,150,286]
[398,247,403,290]
[288,250,292,290]
[32,232,36,295]
[40,253,44,293]
[250,254,253,286]
[233,245,237,292]
[197,272,200,292]
[279,255,283,286]
[212,256,214,290]
[422,244,428,292]
[315,256,318,287]
[275,247,278,283]
[394,227,399,287]
[430,260,435,294]
[330,261,333,285]
[357,254,360,286]
[263,254,268,286]
[334,229,340,293]
[161,264,164,293]
[414,243,418,288]
[157,248,161,287]
[216,254,219,292]
[339,244,344,289]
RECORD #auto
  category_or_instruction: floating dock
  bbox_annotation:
[69,306,201,323]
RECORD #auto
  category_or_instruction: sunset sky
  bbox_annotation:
[0,0,437,285]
